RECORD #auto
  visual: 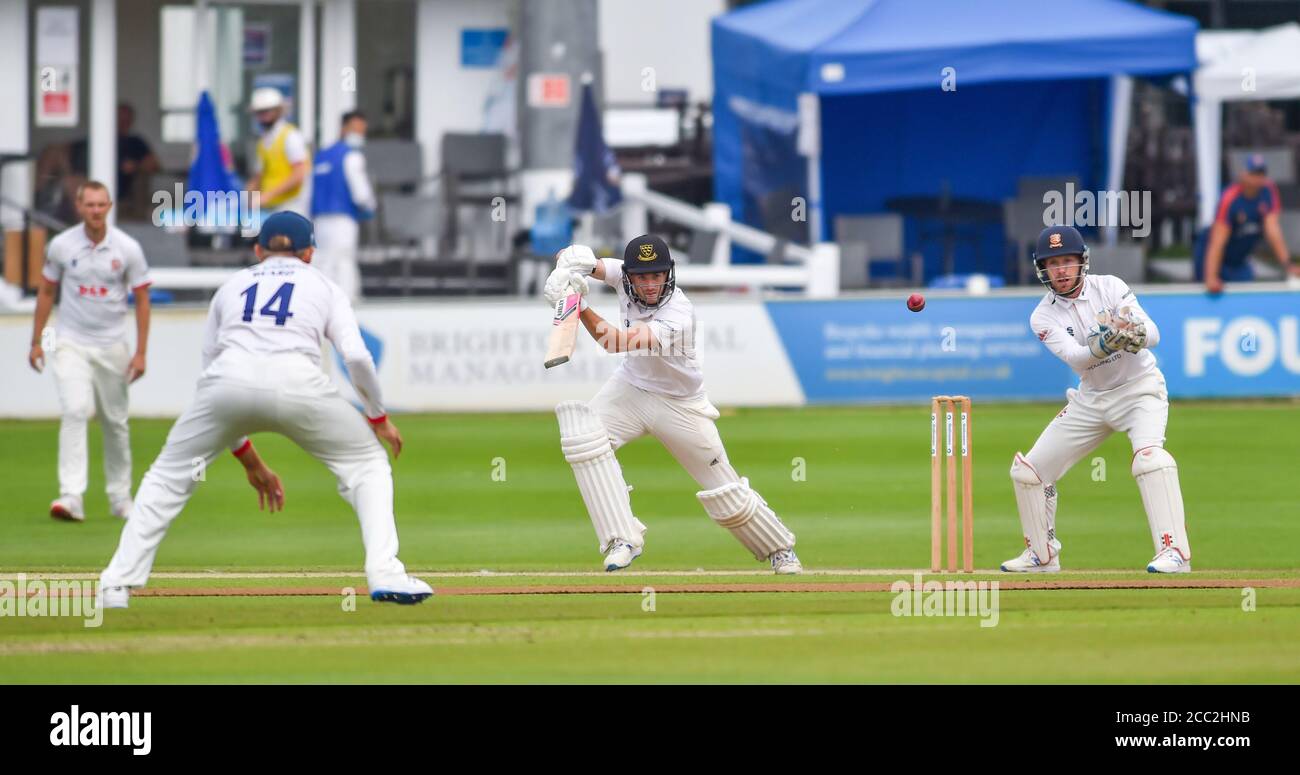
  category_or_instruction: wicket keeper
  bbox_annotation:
[543,236,801,574]
[1003,225,1191,574]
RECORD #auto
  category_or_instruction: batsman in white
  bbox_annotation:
[1003,224,1191,574]
[544,235,801,574]
[28,180,151,522]
[97,212,432,608]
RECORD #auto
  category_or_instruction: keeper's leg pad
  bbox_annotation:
[1010,453,1056,563]
[556,401,645,552]
[697,478,794,561]
[1132,447,1190,560]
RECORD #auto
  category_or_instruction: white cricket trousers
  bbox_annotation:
[314,215,361,302]
[590,377,741,490]
[1024,369,1171,484]
[51,338,132,501]
[101,352,408,589]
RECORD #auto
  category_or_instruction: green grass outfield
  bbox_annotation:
[2,400,1298,682]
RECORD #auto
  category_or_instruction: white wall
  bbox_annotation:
[0,0,31,227]
[597,0,722,105]
[0,0,30,155]
[415,0,510,177]
[0,298,804,417]
[28,0,91,162]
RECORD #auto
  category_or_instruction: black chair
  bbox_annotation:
[439,133,518,260]
[363,139,425,191]
[835,213,907,289]
[116,222,191,268]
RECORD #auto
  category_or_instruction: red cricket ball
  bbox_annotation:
[906,293,926,312]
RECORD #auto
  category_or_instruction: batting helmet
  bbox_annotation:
[621,234,676,310]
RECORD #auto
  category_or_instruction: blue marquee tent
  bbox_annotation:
[712,0,1198,277]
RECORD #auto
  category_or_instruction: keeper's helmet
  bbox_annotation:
[622,234,676,310]
[1032,225,1089,297]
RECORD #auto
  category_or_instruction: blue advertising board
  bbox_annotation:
[764,288,1300,403]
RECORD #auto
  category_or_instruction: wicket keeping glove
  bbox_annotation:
[1086,323,1128,359]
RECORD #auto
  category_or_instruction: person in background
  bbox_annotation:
[311,111,376,301]
[247,88,310,217]
[28,180,152,522]
[114,104,161,219]
[37,103,159,223]
[1197,153,1297,293]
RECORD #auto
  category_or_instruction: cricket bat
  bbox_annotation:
[543,293,582,369]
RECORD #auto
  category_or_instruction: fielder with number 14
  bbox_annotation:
[543,236,802,574]
[97,212,432,608]
[1003,225,1191,574]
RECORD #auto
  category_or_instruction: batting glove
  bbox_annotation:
[556,244,599,275]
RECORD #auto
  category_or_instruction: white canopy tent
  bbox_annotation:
[1194,23,1300,226]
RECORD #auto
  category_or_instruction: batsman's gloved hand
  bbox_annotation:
[543,266,589,307]
[556,244,599,276]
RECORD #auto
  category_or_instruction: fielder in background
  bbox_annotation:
[1004,225,1191,574]
[544,236,801,574]
[28,180,151,522]
[311,110,376,302]
[1196,153,1296,293]
[247,87,310,217]
[97,212,431,609]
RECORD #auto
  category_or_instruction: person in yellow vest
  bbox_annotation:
[247,87,310,217]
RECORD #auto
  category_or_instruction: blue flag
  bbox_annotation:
[187,91,243,228]
[567,82,622,213]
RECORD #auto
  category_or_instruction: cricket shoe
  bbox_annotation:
[97,585,130,610]
[50,495,85,522]
[1147,548,1191,574]
[369,575,434,604]
[769,549,802,575]
[1000,539,1062,572]
[110,496,133,520]
[603,541,642,572]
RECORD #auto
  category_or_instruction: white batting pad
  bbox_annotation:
[1132,447,1191,560]
[556,401,645,552]
[697,478,794,561]
[1010,453,1057,563]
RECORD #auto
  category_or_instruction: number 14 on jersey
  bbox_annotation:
[240,282,296,326]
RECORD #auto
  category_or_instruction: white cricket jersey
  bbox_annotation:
[200,255,385,417]
[43,224,152,348]
[1031,273,1162,393]
[600,258,704,399]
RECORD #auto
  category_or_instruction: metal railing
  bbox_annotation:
[618,173,839,297]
